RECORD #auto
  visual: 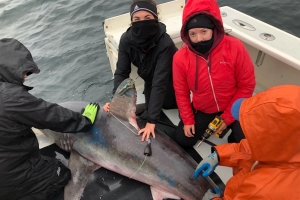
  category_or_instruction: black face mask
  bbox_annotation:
[131,19,159,49]
[191,35,214,54]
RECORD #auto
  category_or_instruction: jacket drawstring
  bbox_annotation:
[208,53,212,72]
[195,54,199,90]
[207,53,220,111]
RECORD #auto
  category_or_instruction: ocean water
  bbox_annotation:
[0,0,299,103]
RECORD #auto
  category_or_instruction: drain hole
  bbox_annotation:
[259,33,275,41]
[221,12,227,17]
[264,33,272,38]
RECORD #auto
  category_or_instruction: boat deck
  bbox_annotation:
[33,0,300,199]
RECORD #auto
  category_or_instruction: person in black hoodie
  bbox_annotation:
[0,38,99,200]
[103,0,178,142]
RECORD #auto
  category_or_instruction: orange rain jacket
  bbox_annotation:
[213,85,300,199]
[173,0,255,126]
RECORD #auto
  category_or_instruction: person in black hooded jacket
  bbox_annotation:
[0,38,99,200]
[103,0,178,142]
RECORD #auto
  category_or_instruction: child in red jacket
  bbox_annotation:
[172,0,255,147]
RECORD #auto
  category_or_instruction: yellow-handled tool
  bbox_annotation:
[197,116,229,147]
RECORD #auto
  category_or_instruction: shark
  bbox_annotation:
[38,78,214,200]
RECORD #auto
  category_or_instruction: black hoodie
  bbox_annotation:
[0,38,91,198]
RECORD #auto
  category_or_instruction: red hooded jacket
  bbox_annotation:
[173,0,256,125]
[214,85,300,199]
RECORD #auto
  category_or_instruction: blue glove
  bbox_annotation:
[202,188,221,200]
[194,151,219,178]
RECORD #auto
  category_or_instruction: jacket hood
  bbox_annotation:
[181,0,225,55]
[239,85,300,163]
[0,38,40,87]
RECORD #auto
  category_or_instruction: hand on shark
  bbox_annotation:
[103,102,110,112]
[82,103,100,124]
[138,122,156,141]
[103,101,155,142]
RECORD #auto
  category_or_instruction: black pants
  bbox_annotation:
[2,156,71,200]
[144,80,177,110]
[174,110,245,147]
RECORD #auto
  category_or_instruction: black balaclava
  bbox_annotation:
[130,1,159,50]
[131,20,159,49]
[187,14,215,54]
[191,35,214,54]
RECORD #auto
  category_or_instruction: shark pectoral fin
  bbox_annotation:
[64,150,101,200]
[150,186,181,200]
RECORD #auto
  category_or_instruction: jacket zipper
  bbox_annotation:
[195,54,199,90]
[138,43,155,75]
[138,53,146,76]
[195,53,220,112]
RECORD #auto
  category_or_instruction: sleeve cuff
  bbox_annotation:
[147,117,157,124]
[211,147,220,162]
[220,114,235,126]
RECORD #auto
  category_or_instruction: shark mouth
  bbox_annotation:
[109,78,139,131]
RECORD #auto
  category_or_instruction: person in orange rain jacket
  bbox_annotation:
[194,84,300,200]
[172,0,255,148]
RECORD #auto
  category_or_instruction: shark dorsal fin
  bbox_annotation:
[109,78,139,130]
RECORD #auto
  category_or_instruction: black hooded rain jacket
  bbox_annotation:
[0,38,92,200]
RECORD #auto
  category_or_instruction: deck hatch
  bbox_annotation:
[232,19,256,31]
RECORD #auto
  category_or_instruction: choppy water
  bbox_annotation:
[1,0,299,103]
